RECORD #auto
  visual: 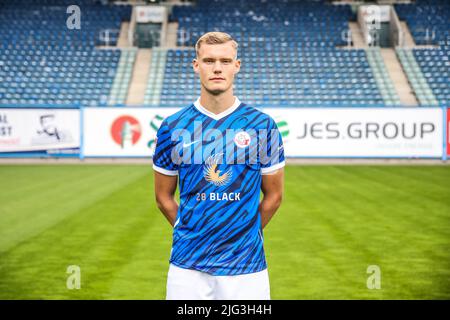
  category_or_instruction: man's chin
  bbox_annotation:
[205,88,226,96]
[204,86,227,96]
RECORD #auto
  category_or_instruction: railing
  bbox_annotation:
[97,29,120,47]
[389,6,403,47]
[128,6,137,47]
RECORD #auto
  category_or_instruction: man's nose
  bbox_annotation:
[213,61,222,73]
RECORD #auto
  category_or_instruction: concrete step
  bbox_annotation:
[380,48,418,105]
[400,21,416,47]
[117,22,130,48]
[166,22,178,48]
[349,22,367,48]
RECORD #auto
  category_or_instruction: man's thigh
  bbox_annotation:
[166,264,215,300]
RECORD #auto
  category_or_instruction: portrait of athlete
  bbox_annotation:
[153,31,285,300]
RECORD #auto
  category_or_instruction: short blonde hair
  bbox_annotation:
[195,31,238,58]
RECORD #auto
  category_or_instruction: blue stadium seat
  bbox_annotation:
[0,0,131,107]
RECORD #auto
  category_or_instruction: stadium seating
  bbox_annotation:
[159,0,391,107]
[396,48,440,106]
[172,0,352,48]
[395,0,450,46]
[0,0,448,108]
[395,0,449,106]
[144,49,167,106]
[412,47,449,106]
[366,48,401,106]
[152,47,386,107]
[108,48,137,105]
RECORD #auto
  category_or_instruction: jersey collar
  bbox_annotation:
[193,96,241,121]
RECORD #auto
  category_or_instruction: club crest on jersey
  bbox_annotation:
[203,153,232,187]
[234,131,251,148]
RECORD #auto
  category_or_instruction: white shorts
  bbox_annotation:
[166,263,271,300]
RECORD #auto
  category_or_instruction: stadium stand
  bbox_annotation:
[158,0,390,107]
[172,0,351,48]
[395,0,449,46]
[0,0,132,107]
[151,47,387,107]
[0,0,448,108]
[144,48,167,106]
[359,48,400,106]
[396,48,439,106]
[412,47,450,106]
[395,0,449,106]
[109,48,137,105]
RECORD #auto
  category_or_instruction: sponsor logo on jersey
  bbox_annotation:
[203,153,232,187]
[234,131,251,148]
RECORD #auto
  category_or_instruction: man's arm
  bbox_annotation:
[154,171,179,227]
[259,168,284,229]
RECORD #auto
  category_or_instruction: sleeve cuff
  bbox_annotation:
[153,164,178,176]
[261,160,285,175]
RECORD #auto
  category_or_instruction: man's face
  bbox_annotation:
[193,42,241,96]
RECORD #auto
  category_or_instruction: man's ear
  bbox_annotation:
[192,58,199,74]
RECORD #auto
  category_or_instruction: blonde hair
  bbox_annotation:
[195,31,238,59]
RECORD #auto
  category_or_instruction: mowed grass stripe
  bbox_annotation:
[268,166,385,299]
[0,165,449,299]
[0,168,167,299]
[266,166,450,299]
[320,166,449,299]
[0,166,150,253]
[346,166,450,210]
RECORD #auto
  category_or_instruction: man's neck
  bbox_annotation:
[199,90,236,115]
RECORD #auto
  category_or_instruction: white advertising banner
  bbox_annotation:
[266,107,443,157]
[82,107,444,158]
[135,6,166,23]
[361,5,391,23]
[83,107,179,157]
[0,109,80,152]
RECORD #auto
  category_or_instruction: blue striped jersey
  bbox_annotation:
[153,97,285,276]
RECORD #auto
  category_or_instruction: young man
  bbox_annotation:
[153,32,285,300]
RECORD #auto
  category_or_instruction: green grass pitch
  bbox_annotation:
[0,164,449,299]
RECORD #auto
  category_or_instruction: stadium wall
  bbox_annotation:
[0,107,80,158]
[0,106,448,160]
